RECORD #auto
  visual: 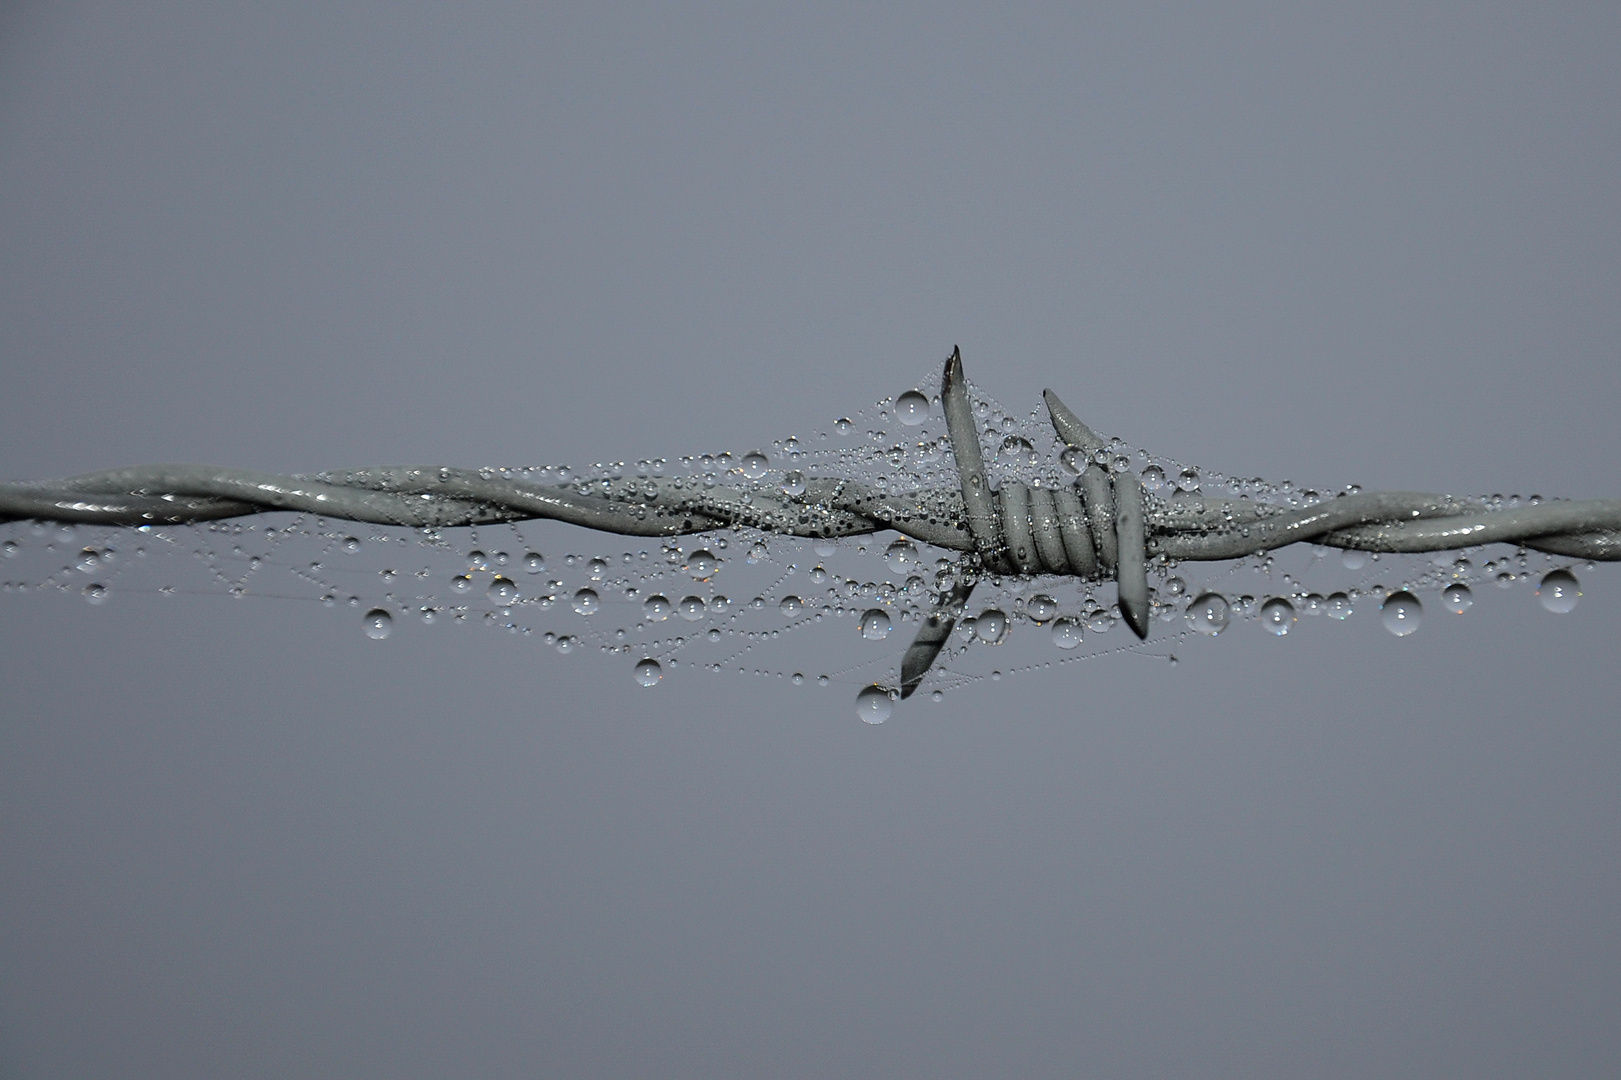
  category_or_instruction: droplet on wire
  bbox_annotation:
[856,685,894,724]
[1186,593,1229,635]
[1050,617,1082,649]
[1260,597,1295,636]
[572,588,600,615]
[1442,583,1473,614]
[363,609,393,639]
[1381,591,1422,636]
[740,452,769,479]
[633,658,662,686]
[859,608,891,640]
[896,390,930,425]
[1537,569,1580,613]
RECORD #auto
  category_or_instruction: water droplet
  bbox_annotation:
[1260,597,1296,636]
[781,470,806,497]
[687,550,719,578]
[812,539,837,557]
[1442,583,1473,614]
[1537,569,1580,613]
[1141,464,1166,491]
[524,552,545,574]
[363,609,393,639]
[572,588,600,615]
[1050,617,1082,649]
[740,451,769,479]
[896,390,930,425]
[1301,593,1324,616]
[555,635,576,653]
[342,536,361,554]
[82,583,107,605]
[1340,550,1367,570]
[488,576,519,604]
[76,547,100,572]
[466,549,488,570]
[1381,591,1422,636]
[859,608,892,640]
[1186,593,1230,635]
[678,595,706,621]
[791,672,805,685]
[999,435,1035,464]
[975,609,1008,644]
[1059,447,1087,476]
[856,685,894,724]
[588,557,609,580]
[779,595,804,616]
[633,658,662,686]
[1324,592,1352,620]
[1026,594,1058,622]
[643,594,672,621]
[451,574,472,592]
[883,539,919,568]
[1177,467,1201,492]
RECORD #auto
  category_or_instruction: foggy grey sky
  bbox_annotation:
[2,4,1619,1077]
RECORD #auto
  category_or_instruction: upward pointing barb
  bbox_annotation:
[940,346,1007,573]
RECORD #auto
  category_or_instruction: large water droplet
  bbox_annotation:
[633,658,662,687]
[82,582,108,605]
[975,609,1008,644]
[812,539,837,557]
[466,549,488,570]
[1340,550,1367,570]
[572,588,600,615]
[1140,464,1166,491]
[740,451,769,479]
[688,550,719,578]
[523,551,545,574]
[999,435,1035,464]
[643,594,672,621]
[883,539,919,568]
[779,595,804,616]
[1186,592,1229,635]
[1442,583,1473,614]
[1026,594,1058,623]
[1537,569,1581,613]
[856,684,894,724]
[451,574,472,593]
[1324,592,1352,620]
[678,595,706,621]
[588,557,609,580]
[1059,447,1087,475]
[781,470,806,497]
[859,608,892,640]
[342,536,362,554]
[1050,617,1082,649]
[1381,591,1422,636]
[488,576,519,604]
[1260,597,1295,636]
[896,390,930,425]
[363,608,393,639]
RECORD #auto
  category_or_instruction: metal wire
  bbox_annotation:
[5,347,1618,694]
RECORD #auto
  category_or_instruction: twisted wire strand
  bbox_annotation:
[4,349,1618,693]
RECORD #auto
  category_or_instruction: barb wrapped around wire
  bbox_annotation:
[4,348,1618,695]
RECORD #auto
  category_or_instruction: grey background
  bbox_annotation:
[2,3,1619,1077]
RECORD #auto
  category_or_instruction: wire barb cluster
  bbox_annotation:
[4,348,1618,695]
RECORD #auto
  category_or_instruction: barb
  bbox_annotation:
[4,349,1618,696]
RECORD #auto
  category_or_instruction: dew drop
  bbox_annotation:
[466,549,488,570]
[572,588,600,615]
[1324,592,1352,620]
[1381,591,1422,636]
[678,595,706,621]
[859,608,892,640]
[883,539,919,568]
[1442,583,1473,614]
[896,390,930,425]
[1340,550,1367,570]
[975,609,1008,644]
[856,684,894,724]
[363,608,393,639]
[1186,593,1230,635]
[779,595,804,616]
[812,539,837,557]
[1050,617,1082,649]
[1260,597,1295,636]
[342,536,361,554]
[1537,569,1580,614]
[1141,464,1166,491]
[1059,447,1087,476]
[1177,467,1201,492]
[488,576,519,604]
[1026,594,1058,623]
[451,574,472,593]
[633,658,662,687]
[999,435,1035,464]
[687,550,719,578]
[523,552,545,574]
[588,557,609,580]
[82,582,108,605]
[740,451,769,479]
[643,594,672,621]
[781,470,806,497]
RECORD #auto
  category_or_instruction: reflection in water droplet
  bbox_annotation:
[1260,597,1295,636]
[999,435,1035,464]
[1059,447,1086,475]
[572,588,600,615]
[896,390,930,425]
[1141,464,1166,491]
[633,658,662,686]
[363,609,393,639]
[83,583,107,605]
[779,595,804,616]
[856,684,894,724]
[976,609,1008,644]
[1381,591,1422,636]
[1186,593,1229,635]
[859,608,892,640]
[488,577,519,604]
[781,470,806,497]
[524,552,545,574]
[1026,594,1058,623]
[1324,592,1352,620]
[740,452,769,479]
[678,595,706,621]
[687,550,719,578]
[1050,617,1082,649]
[643,595,672,621]
[1537,569,1580,613]
[884,539,919,568]
[1442,583,1473,614]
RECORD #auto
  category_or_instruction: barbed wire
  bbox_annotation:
[4,348,1617,696]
